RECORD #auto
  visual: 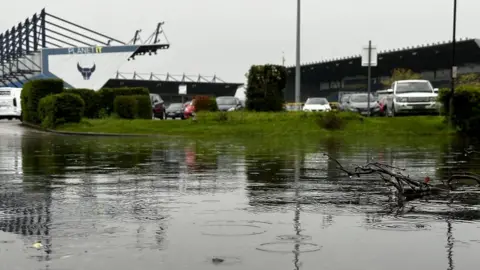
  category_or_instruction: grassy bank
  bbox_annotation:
[56,111,453,140]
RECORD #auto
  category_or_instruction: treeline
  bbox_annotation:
[21,79,153,128]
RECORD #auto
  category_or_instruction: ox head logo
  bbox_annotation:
[77,62,96,80]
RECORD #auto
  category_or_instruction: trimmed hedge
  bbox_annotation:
[114,96,138,119]
[133,95,153,119]
[38,93,85,128]
[98,87,150,115]
[194,95,218,112]
[113,95,153,119]
[66,88,100,118]
[450,85,480,135]
[246,64,286,111]
[437,88,451,115]
[21,79,64,124]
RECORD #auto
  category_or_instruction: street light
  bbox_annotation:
[449,0,457,123]
[295,0,301,106]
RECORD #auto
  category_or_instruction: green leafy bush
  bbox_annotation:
[21,79,64,124]
[246,64,286,111]
[38,93,85,128]
[133,95,153,119]
[315,111,347,130]
[450,85,480,135]
[66,88,100,118]
[98,87,149,115]
[437,88,451,115]
[194,95,218,112]
[114,96,138,119]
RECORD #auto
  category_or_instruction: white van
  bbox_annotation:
[0,87,22,120]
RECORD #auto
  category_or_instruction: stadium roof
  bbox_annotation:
[287,38,480,79]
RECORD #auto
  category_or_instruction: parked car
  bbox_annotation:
[165,103,185,120]
[216,96,243,111]
[303,97,331,112]
[338,94,351,111]
[184,100,196,119]
[384,80,439,116]
[344,93,380,116]
[377,95,388,116]
[150,94,165,119]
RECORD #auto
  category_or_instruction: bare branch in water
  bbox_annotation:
[324,148,480,207]
[323,153,447,205]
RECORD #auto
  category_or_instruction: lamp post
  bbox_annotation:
[449,0,457,124]
[295,0,301,106]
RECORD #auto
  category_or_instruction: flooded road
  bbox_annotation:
[1,120,479,270]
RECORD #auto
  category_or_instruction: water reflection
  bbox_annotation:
[0,125,479,269]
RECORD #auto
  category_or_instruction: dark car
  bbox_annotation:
[165,103,185,119]
[216,96,243,111]
[150,94,165,119]
[344,93,381,116]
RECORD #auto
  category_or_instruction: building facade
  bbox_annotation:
[285,39,480,102]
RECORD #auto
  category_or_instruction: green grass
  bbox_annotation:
[58,111,452,137]
[53,111,458,154]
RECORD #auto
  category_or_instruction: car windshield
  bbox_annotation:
[306,98,328,105]
[396,81,433,93]
[168,103,183,110]
[350,94,375,103]
[216,97,237,105]
[150,94,163,103]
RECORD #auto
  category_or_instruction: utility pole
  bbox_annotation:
[282,51,285,66]
[295,0,301,106]
[449,0,457,127]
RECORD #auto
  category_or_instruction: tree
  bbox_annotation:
[381,68,422,87]
[457,73,480,86]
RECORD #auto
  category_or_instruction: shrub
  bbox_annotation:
[437,88,451,115]
[114,96,138,119]
[246,64,286,112]
[194,95,218,112]
[133,95,153,119]
[38,93,85,128]
[66,88,100,118]
[21,79,64,124]
[450,85,480,135]
[315,111,355,130]
[98,87,149,115]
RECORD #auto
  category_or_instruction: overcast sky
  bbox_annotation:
[1,0,478,83]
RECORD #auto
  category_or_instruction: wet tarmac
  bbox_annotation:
[0,119,479,270]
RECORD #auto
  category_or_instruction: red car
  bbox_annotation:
[184,101,196,119]
[377,96,388,116]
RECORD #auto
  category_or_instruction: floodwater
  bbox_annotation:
[0,120,479,270]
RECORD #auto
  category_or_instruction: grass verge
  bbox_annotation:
[56,111,453,140]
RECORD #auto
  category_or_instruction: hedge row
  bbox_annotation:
[113,95,152,119]
[448,85,480,135]
[21,79,152,128]
[38,93,85,128]
[21,79,64,124]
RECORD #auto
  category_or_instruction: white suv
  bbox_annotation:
[385,80,439,116]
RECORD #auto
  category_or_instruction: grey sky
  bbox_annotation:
[1,0,478,83]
